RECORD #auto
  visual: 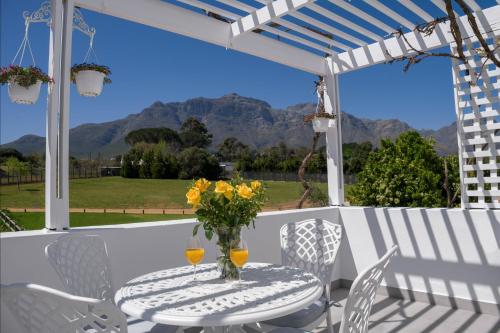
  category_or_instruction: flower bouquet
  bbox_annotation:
[186,176,266,280]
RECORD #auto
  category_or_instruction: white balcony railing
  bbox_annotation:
[1,206,499,332]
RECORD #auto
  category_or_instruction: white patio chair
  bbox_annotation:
[45,234,115,301]
[45,234,179,333]
[260,219,343,333]
[0,283,175,333]
[267,245,399,333]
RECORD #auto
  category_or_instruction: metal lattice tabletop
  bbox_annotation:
[115,262,323,327]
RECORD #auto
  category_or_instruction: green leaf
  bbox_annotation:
[193,223,201,236]
[205,229,213,240]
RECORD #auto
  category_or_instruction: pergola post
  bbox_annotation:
[45,0,73,230]
[324,57,344,206]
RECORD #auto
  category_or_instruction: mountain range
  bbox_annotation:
[2,93,458,157]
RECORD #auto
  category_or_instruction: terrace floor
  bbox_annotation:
[245,289,500,333]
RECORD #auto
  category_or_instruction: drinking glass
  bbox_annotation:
[230,238,248,285]
[185,236,205,282]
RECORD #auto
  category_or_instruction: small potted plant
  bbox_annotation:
[1,65,53,105]
[304,112,336,133]
[71,63,111,97]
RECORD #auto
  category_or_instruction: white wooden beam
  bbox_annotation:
[332,5,500,74]
[46,0,72,230]
[324,57,344,206]
[76,0,326,75]
[230,0,313,37]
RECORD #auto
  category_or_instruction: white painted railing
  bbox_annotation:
[1,207,499,332]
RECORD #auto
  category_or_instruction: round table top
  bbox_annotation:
[115,262,323,327]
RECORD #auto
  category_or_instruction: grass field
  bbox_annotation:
[0,177,327,209]
[1,177,330,231]
[8,212,195,230]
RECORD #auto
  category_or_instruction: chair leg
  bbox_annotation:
[326,308,334,333]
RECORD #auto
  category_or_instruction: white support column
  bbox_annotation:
[324,57,344,206]
[45,0,73,230]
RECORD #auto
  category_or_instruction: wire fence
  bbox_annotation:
[0,167,121,185]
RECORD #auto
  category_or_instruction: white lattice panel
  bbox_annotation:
[452,35,500,209]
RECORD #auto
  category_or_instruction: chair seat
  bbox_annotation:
[262,298,326,328]
[267,329,307,333]
[127,317,179,333]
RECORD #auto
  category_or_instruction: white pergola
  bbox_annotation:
[44,0,500,230]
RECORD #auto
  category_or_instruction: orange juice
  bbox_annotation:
[230,249,248,268]
[185,248,205,265]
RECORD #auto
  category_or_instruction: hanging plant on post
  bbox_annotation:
[303,76,336,133]
[71,63,111,97]
[1,65,53,105]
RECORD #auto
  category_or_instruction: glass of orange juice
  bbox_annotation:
[230,238,248,285]
[185,236,205,282]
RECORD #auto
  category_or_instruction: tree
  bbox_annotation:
[343,142,373,178]
[125,127,182,151]
[179,117,212,148]
[139,149,154,179]
[0,148,24,164]
[216,137,250,161]
[442,154,461,208]
[350,131,444,208]
[4,157,28,191]
[177,147,221,179]
[121,153,138,178]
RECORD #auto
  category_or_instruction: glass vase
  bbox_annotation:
[216,226,241,280]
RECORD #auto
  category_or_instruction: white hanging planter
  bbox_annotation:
[312,117,335,133]
[8,80,42,105]
[74,70,105,97]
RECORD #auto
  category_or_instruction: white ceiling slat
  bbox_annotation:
[272,18,345,49]
[305,3,381,42]
[431,0,459,16]
[365,0,414,30]
[177,0,239,20]
[231,0,314,37]
[327,0,394,34]
[220,0,349,50]
[75,0,327,75]
[288,11,365,46]
[398,0,434,22]
[261,25,336,55]
[463,0,482,11]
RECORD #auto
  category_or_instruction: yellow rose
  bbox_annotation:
[215,180,234,200]
[195,178,211,193]
[236,183,254,199]
[250,180,262,191]
[186,187,201,207]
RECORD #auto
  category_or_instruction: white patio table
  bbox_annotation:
[115,262,323,332]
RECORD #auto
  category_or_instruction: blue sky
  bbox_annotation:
[1,0,458,143]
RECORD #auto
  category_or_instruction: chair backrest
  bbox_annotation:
[280,219,342,285]
[339,246,399,333]
[45,234,114,301]
[0,283,127,333]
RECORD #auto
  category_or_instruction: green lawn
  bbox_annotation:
[0,177,327,209]
[8,212,195,230]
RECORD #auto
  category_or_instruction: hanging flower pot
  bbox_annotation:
[71,63,111,97]
[304,112,336,133]
[8,80,42,105]
[1,65,52,105]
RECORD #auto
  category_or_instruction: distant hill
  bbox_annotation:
[2,93,458,157]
